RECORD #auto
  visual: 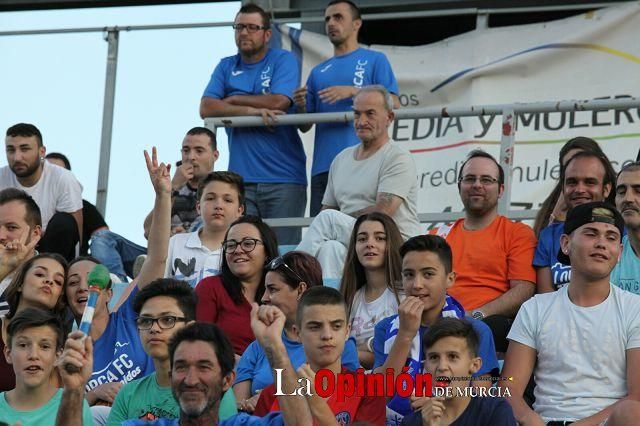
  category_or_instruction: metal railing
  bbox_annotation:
[204,97,640,228]
[0,1,633,215]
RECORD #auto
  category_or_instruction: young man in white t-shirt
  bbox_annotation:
[501,201,640,425]
[0,123,83,261]
[164,171,244,287]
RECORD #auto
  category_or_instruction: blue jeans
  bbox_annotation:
[244,183,307,245]
[310,172,329,217]
[89,230,147,281]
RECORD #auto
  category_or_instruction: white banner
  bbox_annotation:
[278,2,640,215]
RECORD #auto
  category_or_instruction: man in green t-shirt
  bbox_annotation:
[0,308,93,426]
[106,278,237,425]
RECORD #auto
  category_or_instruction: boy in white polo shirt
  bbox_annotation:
[165,171,244,287]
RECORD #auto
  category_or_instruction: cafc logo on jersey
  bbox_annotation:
[261,66,272,94]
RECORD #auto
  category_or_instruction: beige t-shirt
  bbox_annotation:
[323,142,420,239]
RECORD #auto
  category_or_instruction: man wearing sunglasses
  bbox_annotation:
[106,279,237,425]
[200,3,306,246]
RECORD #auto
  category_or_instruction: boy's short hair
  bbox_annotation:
[168,322,234,378]
[400,235,453,274]
[133,278,198,321]
[423,317,479,357]
[197,171,245,209]
[296,286,347,327]
[7,307,65,351]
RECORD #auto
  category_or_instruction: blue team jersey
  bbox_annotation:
[87,287,154,391]
[203,48,306,185]
[305,47,398,176]
[235,331,360,393]
[533,222,571,290]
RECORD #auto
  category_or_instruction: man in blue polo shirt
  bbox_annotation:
[293,0,399,216]
[200,3,306,245]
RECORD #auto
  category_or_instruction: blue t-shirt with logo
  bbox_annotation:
[203,48,306,185]
[533,222,571,290]
[612,235,640,294]
[87,286,154,391]
[235,331,360,394]
[305,47,398,176]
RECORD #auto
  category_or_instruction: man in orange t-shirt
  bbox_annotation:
[430,150,536,352]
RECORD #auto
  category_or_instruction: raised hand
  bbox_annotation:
[0,229,39,272]
[409,392,428,412]
[171,162,194,191]
[250,303,286,350]
[397,296,425,337]
[297,363,315,382]
[318,85,357,105]
[57,331,93,392]
[144,146,172,195]
[420,397,446,426]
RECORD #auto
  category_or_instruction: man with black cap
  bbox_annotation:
[501,201,640,426]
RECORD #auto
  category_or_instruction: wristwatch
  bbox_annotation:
[471,310,485,320]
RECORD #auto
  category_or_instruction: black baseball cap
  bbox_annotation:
[557,201,624,265]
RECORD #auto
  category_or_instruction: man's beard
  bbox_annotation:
[11,160,40,178]
[329,34,346,47]
[175,382,222,419]
[239,42,265,58]
[463,197,496,217]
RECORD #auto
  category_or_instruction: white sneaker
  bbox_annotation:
[133,254,147,279]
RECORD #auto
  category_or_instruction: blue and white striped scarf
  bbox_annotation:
[383,295,465,425]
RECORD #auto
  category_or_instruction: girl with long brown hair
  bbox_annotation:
[339,212,404,369]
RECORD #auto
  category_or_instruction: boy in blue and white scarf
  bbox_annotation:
[372,235,499,426]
